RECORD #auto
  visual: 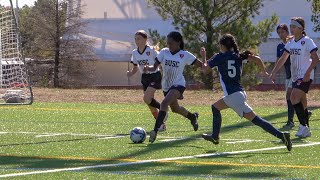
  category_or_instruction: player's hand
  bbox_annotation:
[303,73,310,82]
[126,71,132,77]
[269,73,276,83]
[200,47,206,58]
[143,65,149,73]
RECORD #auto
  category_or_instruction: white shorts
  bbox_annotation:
[285,78,292,91]
[223,91,253,118]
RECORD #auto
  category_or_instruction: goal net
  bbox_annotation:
[0,1,33,105]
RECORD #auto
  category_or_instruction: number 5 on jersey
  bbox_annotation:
[228,60,236,78]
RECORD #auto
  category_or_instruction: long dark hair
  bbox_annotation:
[167,31,184,50]
[219,33,251,59]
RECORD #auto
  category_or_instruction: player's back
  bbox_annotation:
[209,51,244,96]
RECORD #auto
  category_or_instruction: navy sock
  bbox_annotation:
[149,98,160,109]
[186,112,196,121]
[287,100,294,123]
[153,111,167,132]
[252,116,282,139]
[305,109,309,127]
[293,102,306,126]
[211,105,222,139]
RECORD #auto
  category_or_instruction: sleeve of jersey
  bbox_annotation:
[130,55,138,66]
[276,45,281,58]
[307,38,318,53]
[185,51,197,65]
[156,49,165,64]
[207,55,222,68]
[284,42,291,53]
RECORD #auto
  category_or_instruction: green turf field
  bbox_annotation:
[0,102,319,179]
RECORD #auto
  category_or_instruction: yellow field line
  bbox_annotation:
[1,154,320,169]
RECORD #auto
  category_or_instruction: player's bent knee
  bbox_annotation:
[143,95,152,104]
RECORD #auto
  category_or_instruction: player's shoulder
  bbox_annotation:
[302,35,314,43]
[132,48,138,54]
[159,47,170,53]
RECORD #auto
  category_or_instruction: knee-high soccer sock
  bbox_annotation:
[149,98,160,109]
[287,100,294,123]
[252,116,283,139]
[293,102,306,126]
[153,111,167,132]
[211,105,222,140]
[305,109,310,127]
[186,111,196,121]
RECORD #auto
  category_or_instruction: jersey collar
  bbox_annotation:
[138,45,148,55]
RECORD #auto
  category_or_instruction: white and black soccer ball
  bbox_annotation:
[130,127,146,143]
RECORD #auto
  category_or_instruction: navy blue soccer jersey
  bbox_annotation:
[277,42,291,79]
[207,51,244,96]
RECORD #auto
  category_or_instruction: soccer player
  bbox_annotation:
[270,17,319,138]
[145,31,204,143]
[201,33,292,151]
[276,24,295,128]
[276,24,312,129]
[127,30,166,131]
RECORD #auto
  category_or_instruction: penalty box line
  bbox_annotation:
[0,142,320,178]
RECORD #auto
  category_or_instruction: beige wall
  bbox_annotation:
[94,61,141,86]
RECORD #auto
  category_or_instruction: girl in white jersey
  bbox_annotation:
[270,17,320,138]
[145,31,205,143]
[127,30,166,130]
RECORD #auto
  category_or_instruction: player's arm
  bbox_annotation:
[143,58,160,72]
[270,51,290,82]
[304,50,320,82]
[198,47,213,73]
[247,55,268,77]
[127,64,138,77]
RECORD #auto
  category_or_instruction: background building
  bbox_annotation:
[71,0,320,86]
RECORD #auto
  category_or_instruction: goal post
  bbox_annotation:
[0,0,33,105]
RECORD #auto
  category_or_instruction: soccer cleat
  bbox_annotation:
[191,112,199,131]
[202,133,219,144]
[282,121,295,129]
[149,130,157,143]
[295,125,311,138]
[158,123,166,131]
[281,132,292,151]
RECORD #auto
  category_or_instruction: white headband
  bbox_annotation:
[290,20,303,28]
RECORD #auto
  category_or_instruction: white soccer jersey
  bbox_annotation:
[157,48,197,92]
[131,46,159,74]
[284,36,318,81]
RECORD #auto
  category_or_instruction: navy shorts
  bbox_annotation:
[141,71,162,91]
[163,85,186,100]
[292,78,313,93]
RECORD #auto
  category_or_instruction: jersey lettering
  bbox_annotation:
[165,60,180,67]
[290,49,301,55]
[138,59,149,66]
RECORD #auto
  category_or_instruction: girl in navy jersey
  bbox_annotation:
[201,34,292,151]
[270,17,319,138]
[145,31,205,143]
[276,24,295,128]
[127,30,166,130]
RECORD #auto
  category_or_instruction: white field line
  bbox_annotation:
[0,131,122,137]
[1,142,320,178]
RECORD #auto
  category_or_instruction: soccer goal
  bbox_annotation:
[0,0,33,105]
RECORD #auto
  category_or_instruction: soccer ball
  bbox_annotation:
[130,127,146,143]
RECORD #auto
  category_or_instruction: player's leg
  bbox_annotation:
[284,82,295,128]
[143,87,160,119]
[149,89,179,143]
[291,79,312,137]
[169,98,198,131]
[244,111,292,151]
[301,94,312,127]
[202,98,228,144]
